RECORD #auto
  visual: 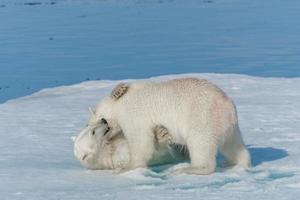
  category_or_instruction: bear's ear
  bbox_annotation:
[89,107,96,116]
[110,83,129,100]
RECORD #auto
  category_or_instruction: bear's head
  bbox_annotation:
[73,83,129,169]
[73,106,123,169]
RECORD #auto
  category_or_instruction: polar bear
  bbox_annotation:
[74,85,186,169]
[84,78,251,174]
[74,116,184,169]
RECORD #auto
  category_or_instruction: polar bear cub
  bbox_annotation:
[92,78,251,174]
[74,119,179,170]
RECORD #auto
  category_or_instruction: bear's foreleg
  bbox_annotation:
[125,127,156,169]
[175,131,217,175]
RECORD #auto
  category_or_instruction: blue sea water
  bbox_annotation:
[0,0,300,103]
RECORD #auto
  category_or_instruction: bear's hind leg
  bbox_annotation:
[220,126,251,168]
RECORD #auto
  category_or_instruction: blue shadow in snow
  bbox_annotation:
[150,146,288,173]
[248,146,288,166]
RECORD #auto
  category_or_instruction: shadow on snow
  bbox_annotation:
[151,146,288,173]
[248,146,288,166]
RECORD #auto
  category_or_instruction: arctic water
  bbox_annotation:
[1,0,300,103]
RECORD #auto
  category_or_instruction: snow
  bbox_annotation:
[1,73,300,200]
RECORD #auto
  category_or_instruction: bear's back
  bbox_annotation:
[115,77,231,119]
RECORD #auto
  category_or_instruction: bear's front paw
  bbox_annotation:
[154,125,172,145]
[173,166,215,175]
[111,83,129,100]
[113,167,129,174]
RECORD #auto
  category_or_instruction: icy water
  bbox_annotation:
[1,0,300,103]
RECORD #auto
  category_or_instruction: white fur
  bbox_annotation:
[73,114,181,169]
[94,78,251,174]
[74,107,135,170]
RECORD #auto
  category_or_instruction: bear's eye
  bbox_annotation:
[92,130,96,135]
[104,127,110,136]
[100,118,108,125]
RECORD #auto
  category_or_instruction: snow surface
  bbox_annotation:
[1,73,300,200]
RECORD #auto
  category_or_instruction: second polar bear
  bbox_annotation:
[94,78,251,174]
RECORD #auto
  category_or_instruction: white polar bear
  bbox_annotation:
[74,85,187,170]
[74,116,184,169]
[87,78,251,174]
